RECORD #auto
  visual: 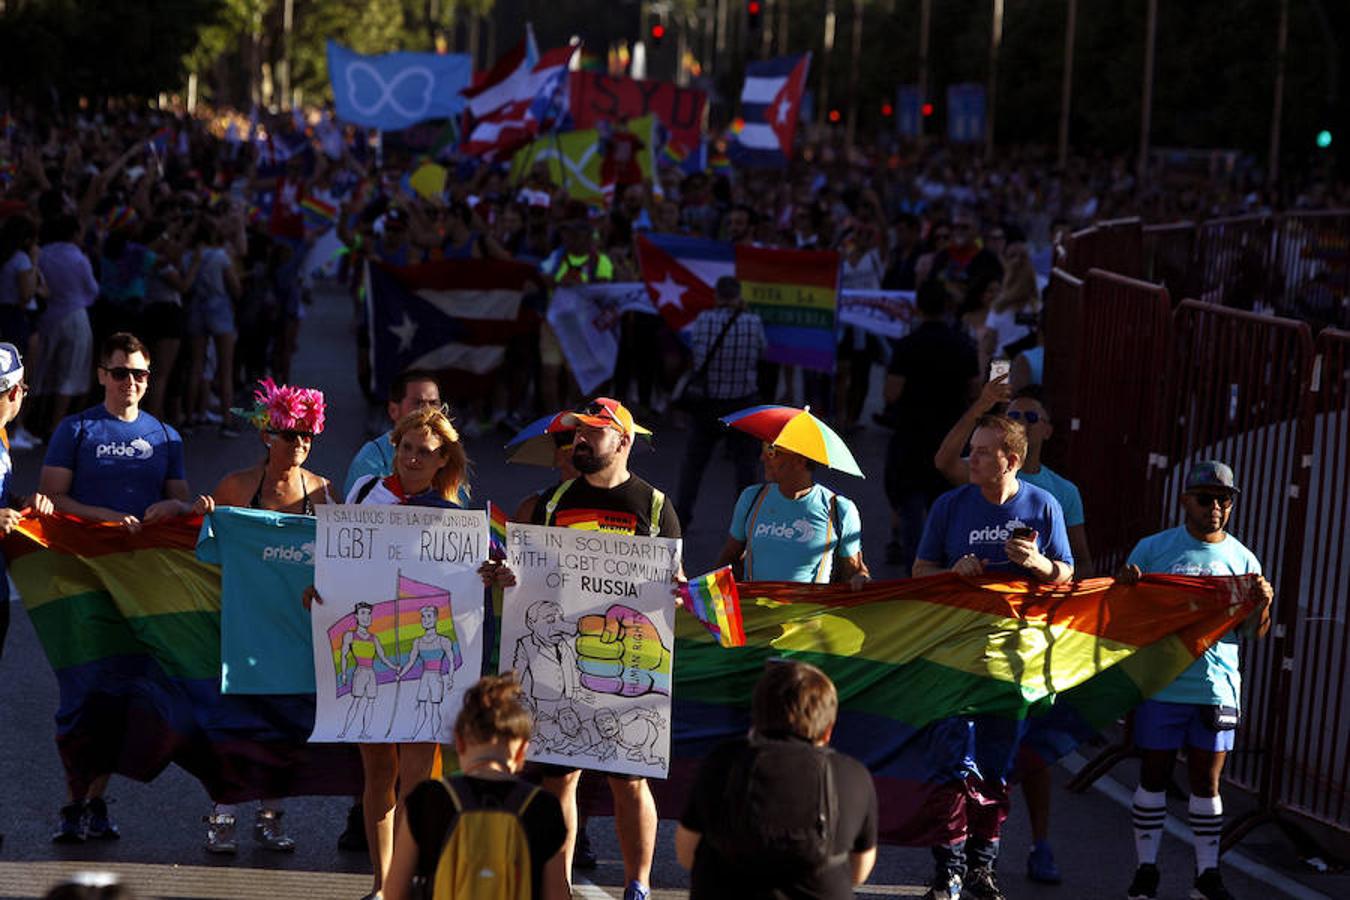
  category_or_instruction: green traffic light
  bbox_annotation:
[1316,130,1333,149]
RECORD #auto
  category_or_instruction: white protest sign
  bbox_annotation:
[500,523,680,779]
[838,289,916,339]
[310,504,487,744]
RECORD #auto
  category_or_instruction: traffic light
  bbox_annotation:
[747,1,763,30]
[881,102,894,118]
[1316,129,1333,149]
[650,22,666,46]
[921,101,935,118]
[828,109,841,124]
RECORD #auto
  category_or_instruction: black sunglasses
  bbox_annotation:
[1007,410,1041,425]
[1190,492,1234,509]
[267,429,315,442]
[101,365,150,383]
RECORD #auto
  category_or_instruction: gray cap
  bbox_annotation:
[0,342,23,393]
[1184,460,1239,494]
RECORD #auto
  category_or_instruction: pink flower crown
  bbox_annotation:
[234,378,326,435]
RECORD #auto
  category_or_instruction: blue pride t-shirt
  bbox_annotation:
[730,483,863,583]
[1126,525,1261,707]
[917,482,1073,575]
[197,506,318,694]
[44,405,186,516]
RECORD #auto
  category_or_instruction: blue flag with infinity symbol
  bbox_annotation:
[327,41,472,131]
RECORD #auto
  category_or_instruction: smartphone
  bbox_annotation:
[989,358,1011,382]
[1010,526,1036,541]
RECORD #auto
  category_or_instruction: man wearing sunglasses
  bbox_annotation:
[38,331,192,843]
[1115,461,1272,900]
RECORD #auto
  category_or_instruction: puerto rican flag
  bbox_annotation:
[731,53,811,168]
[459,34,576,160]
[635,234,733,330]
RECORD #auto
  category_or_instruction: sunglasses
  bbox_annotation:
[1006,410,1041,425]
[101,365,150,383]
[1190,492,1234,509]
[267,429,315,442]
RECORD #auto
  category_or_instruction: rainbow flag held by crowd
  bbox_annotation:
[299,195,337,229]
[660,573,1257,845]
[7,515,360,803]
[680,567,746,648]
[324,574,463,698]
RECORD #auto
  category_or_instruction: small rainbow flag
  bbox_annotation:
[661,141,689,167]
[709,151,732,176]
[680,566,746,648]
[300,196,337,229]
[487,501,508,561]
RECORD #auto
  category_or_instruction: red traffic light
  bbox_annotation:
[748,1,762,12]
[651,24,666,40]
[828,109,841,123]
[881,103,894,117]
[921,102,934,117]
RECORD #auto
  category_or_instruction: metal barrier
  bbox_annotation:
[1191,215,1278,311]
[1061,270,1173,575]
[1158,302,1317,817]
[1141,220,1198,302]
[1063,218,1144,281]
[1270,213,1350,330]
[1041,268,1084,473]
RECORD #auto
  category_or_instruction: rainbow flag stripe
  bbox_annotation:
[6,514,360,803]
[680,566,745,648]
[300,196,337,228]
[659,573,1255,845]
[487,501,508,560]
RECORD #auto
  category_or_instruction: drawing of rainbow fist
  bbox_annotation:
[575,604,671,697]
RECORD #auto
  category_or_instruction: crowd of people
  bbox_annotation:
[0,101,1290,900]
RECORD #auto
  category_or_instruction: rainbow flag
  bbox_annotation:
[325,574,463,697]
[680,566,746,648]
[487,501,508,561]
[299,195,337,229]
[709,150,731,175]
[738,245,839,372]
[6,515,360,803]
[659,573,1257,845]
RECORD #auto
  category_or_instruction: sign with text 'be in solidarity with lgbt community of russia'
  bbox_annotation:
[310,504,487,745]
[501,524,681,779]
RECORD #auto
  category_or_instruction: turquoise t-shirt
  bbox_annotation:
[1020,465,1084,528]
[197,506,318,694]
[729,483,863,583]
[1126,525,1261,707]
[342,431,395,498]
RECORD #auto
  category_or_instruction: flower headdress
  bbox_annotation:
[234,378,326,435]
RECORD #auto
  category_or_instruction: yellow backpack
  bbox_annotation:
[429,776,539,900]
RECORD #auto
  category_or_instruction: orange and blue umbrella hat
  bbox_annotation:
[504,412,573,467]
[720,405,865,478]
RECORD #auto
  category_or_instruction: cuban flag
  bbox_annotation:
[731,53,811,169]
[635,234,733,330]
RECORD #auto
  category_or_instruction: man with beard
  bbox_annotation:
[486,397,681,900]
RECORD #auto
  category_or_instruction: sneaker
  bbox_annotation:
[1027,840,1062,884]
[1191,868,1234,900]
[922,872,962,900]
[204,812,238,854]
[51,802,85,843]
[622,881,650,900]
[573,824,598,869]
[84,797,119,840]
[1126,863,1160,899]
[965,866,1006,900]
[254,808,296,851]
[337,801,367,852]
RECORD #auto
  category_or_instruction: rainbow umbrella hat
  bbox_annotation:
[504,412,573,467]
[720,405,865,478]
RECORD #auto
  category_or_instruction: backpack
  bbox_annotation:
[711,737,846,876]
[421,776,540,900]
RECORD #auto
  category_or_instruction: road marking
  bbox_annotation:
[1060,752,1332,900]
[0,860,369,899]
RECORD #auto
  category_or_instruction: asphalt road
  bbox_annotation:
[0,280,1341,900]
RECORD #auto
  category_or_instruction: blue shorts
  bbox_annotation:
[1134,699,1235,752]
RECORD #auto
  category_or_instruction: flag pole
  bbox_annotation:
[385,568,403,738]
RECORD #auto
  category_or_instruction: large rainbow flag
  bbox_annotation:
[7,514,360,803]
[325,574,463,697]
[654,573,1257,845]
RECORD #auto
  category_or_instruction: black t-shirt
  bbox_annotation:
[404,775,567,900]
[681,738,878,900]
[888,320,980,458]
[531,474,682,539]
